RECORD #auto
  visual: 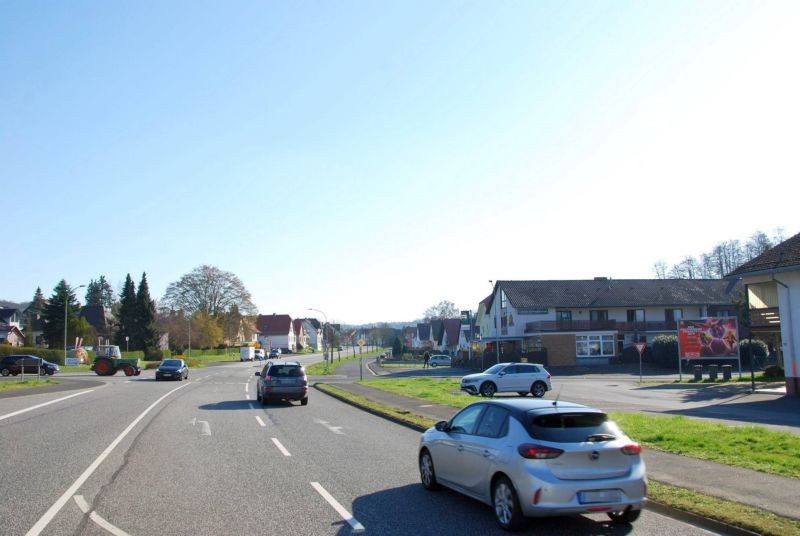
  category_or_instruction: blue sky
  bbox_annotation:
[3,1,799,324]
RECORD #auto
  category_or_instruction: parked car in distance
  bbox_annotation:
[461,362,551,398]
[155,359,189,381]
[0,355,59,376]
[254,349,265,361]
[268,348,281,358]
[429,355,451,367]
[418,398,646,530]
[255,361,308,405]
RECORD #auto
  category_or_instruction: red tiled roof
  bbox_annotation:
[256,314,293,335]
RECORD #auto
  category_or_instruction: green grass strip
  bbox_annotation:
[0,379,60,392]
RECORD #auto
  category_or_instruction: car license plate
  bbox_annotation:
[578,490,622,504]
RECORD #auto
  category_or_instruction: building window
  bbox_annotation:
[500,290,507,309]
[665,309,683,322]
[576,334,616,357]
[590,310,608,321]
[556,310,572,321]
[626,309,645,322]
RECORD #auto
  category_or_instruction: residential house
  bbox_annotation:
[413,323,433,350]
[481,278,741,367]
[0,308,25,346]
[78,305,113,343]
[402,326,416,351]
[302,318,323,351]
[430,320,445,352]
[727,231,800,397]
[256,314,296,352]
[440,318,466,354]
[292,319,308,350]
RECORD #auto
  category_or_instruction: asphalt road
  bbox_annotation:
[2,363,722,535]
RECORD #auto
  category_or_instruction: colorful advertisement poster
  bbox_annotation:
[678,318,739,359]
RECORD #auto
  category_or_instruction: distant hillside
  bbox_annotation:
[0,300,28,310]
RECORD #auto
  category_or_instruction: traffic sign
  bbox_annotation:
[358,339,365,347]
[634,343,646,355]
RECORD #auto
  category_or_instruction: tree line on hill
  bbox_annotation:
[652,228,786,279]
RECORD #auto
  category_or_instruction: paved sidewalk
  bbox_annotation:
[315,360,800,523]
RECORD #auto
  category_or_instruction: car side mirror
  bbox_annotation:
[254,372,261,376]
[435,421,449,432]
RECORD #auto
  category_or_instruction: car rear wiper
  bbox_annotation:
[586,434,617,442]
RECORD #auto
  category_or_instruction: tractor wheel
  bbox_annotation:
[123,365,134,377]
[94,358,113,376]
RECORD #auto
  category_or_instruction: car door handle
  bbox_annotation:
[457,445,464,452]
[483,450,491,458]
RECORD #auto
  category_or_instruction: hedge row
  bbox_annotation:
[0,345,168,364]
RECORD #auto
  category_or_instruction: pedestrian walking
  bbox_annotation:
[423,351,430,368]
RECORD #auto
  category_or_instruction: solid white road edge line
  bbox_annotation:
[73,495,130,536]
[25,383,191,536]
[0,389,95,422]
[271,437,291,456]
[311,482,365,533]
[255,416,266,427]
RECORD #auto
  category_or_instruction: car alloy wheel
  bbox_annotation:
[0,368,9,376]
[531,382,546,398]
[493,476,523,531]
[419,450,440,490]
[480,382,497,397]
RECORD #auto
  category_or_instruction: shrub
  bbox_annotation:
[763,365,785,380]
[738,339,769,368]
[0,345,66,364]
[146,349,171,361]
[144,361,161,370]
[652,335,679,369]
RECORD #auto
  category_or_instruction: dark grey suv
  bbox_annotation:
[1,355,60,376]
[255,361,308,405]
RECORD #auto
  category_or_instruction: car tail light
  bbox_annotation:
[518,444,564,459]
[621,443,642,455]
[533,488,542,505]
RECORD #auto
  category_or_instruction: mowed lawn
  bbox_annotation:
[359,377,800,479]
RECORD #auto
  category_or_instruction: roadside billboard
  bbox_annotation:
[678,318,739,359]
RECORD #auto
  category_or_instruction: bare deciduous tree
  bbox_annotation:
[161,265,257,317]
[423,300,460,321]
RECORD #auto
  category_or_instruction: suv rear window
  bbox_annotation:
[268,365,303,377]
[525,411,620,443]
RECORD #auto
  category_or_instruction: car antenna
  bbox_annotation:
[552,385,563,408]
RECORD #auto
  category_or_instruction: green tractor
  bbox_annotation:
[91,345,142,377]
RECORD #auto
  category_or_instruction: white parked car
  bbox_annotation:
[419,398,646,530]
[461,362,551,398]
[429,355,451,367]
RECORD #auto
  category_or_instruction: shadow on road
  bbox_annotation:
[346,483,635,536]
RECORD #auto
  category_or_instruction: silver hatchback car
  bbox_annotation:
[255,361,308,406]
[418,399,646,531]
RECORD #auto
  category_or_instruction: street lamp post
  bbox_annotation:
[307,308,329,364]
[125,335,129,353]
[65,284,86,364]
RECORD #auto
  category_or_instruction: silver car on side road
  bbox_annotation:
[461,362,552,398]
[418,399,646,531]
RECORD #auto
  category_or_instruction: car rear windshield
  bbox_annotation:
[268,365,303,377]
[524,411,620,443]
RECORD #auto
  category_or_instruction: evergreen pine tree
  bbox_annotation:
[85,279,103,306]
[42,280,79,349]
[134,273,159,355]
[99,275,115,309]
[114,274,137,349]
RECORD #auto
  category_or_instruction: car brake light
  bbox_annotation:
[621,443,642,455]
[518,444,564,459]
